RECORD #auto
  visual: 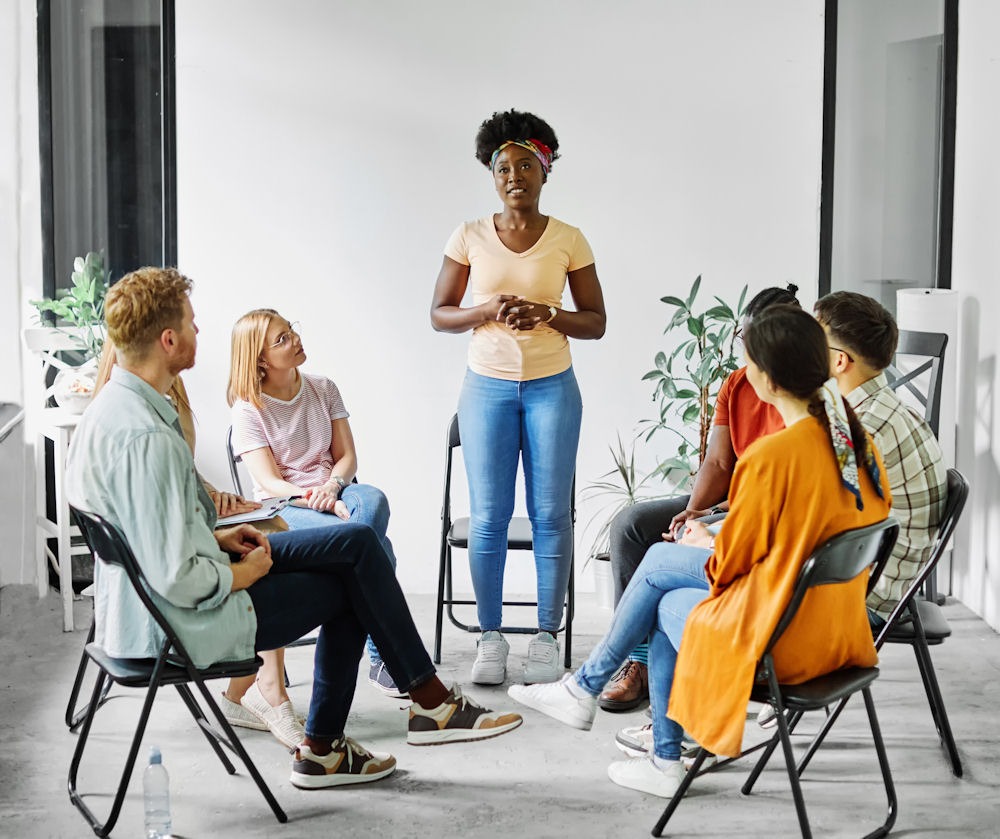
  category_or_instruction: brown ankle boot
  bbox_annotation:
[598,661,648,712]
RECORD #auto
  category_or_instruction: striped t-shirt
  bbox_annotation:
[231,372,349,499]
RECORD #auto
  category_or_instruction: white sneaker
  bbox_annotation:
[607,756,686,798]
[523,631,561,684]
[471,631,509,685]
[614,722,652,757]
[757,703,778,729]
[507,673,596,730]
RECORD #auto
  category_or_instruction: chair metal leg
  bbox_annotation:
[770,692,812,839]
[65,621,112,732]
[652,747,710,836]
[741,708,803,795]
[434,538,449,664]
[795,696,851,778]
[911,639,963,776]
[68,665,164,837]
[564,556,574,668]
[174,683,237,773]
[861,686,898,839]
[190,675,288,824]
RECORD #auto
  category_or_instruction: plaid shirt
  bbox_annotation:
[849,373,947,616]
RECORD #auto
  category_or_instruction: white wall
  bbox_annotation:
[952,0,1000,630]
[175,0,826,594]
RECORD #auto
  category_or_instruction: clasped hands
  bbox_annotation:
[491,294,550,331]
[217,523,272,588]
[302,483,350,519]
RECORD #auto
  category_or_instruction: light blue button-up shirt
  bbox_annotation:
[66,367,257,667]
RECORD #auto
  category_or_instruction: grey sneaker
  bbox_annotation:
[471,631,509,685]
[522,631,561,684]
[615,722,652,757]
[407,684,522,745]
[368,661,409,699]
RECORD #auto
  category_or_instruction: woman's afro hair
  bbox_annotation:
[475,109,561,169]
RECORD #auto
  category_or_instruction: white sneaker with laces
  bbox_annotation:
[615,722,652,757]
[522,631,561,684]
[507,673,596,730]
[471,631,509,685]
[607,756,686,798]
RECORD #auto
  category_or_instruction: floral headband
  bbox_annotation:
[489,139,554,175]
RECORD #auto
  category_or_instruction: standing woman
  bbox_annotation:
[431,109,607,685]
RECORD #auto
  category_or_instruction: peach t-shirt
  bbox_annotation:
[444,215,594,381]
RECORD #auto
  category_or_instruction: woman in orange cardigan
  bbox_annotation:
[509,305,890,798]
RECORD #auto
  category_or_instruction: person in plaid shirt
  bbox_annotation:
[815,292,947,626]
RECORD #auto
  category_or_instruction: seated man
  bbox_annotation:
[815,291,947,626]
[66,267,521,791]
[600,284,797,711]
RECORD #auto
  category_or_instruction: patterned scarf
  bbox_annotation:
[489,139,554,175]
[819,377,884,510]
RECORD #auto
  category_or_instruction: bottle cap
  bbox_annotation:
[149,745,162,765]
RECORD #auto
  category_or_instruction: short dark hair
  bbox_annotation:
[744,283,800,320]
[814,291,898,371]
[474,109,560,169]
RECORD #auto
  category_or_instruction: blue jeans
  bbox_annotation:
[457,367,582,632]
[280,483,397,665]
[575,542,711,760]
[248,522,435,740]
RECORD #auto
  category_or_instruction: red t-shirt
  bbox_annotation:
[712,367,784,457]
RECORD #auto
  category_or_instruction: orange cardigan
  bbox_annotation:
[667,416,891,758]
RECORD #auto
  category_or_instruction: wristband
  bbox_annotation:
[544,306,558,323]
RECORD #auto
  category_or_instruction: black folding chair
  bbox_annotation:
[64,615,112,732]
[654,518,900,839]
[433,413,575,666]
[68,508,287,837]
[884,328,947,602]
[795,468,969,779]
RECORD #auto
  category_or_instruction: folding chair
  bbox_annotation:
[433,412,575,667]
[795,468,969,778]
[885,328,947,602]
[68,508,287,836]
[654,518,900,839]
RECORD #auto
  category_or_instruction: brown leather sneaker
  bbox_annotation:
[599,661,648,712]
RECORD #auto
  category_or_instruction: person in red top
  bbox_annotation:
[599,284,798,712]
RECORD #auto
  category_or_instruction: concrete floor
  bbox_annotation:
[1,584,998,839]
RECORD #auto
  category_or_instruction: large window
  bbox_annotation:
[819,0,958,311]
[38,0,176,296]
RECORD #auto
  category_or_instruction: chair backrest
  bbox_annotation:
[885,329,947,437]
[874,468,969,646]
[763,518,900,658]
[226,426,246,497]
[71,506,198,665]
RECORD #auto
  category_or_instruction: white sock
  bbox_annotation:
[652,755,682,772]
[563,674,591,699]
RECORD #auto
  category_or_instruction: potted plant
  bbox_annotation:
[640,275,747,486]
[579,435,657,609]
[29,251,109,412]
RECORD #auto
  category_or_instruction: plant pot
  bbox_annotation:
[53,359,98,414]
[591,552,615,611]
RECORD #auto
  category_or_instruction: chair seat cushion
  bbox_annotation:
[449,516,534,551]
[750,666,880,711]
[884,598,952,644]
[86,643,261,687]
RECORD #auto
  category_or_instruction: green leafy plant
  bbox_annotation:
[580,434,657,564]
[30,251,109,360]
[641,276,748,488]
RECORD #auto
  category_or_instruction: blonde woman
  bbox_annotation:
[228,309,403,697]
[95,341,304,748]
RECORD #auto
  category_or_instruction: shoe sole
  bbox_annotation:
[470,668,506,686]
[407,717,523,745]
[507,687,595,731]
[290,762,397,789]
[368,678,410,699]
[225,715,269,732]
[598,695,647,713]
[606,764,681,799]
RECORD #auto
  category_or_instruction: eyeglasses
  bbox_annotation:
[828,345,854,363]
[269,322,300,349]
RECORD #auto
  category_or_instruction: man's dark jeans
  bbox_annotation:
[247,522,435,740]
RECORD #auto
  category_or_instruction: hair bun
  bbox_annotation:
[785,282,799,294]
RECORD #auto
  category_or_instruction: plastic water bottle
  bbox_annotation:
[142,746,172,839]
